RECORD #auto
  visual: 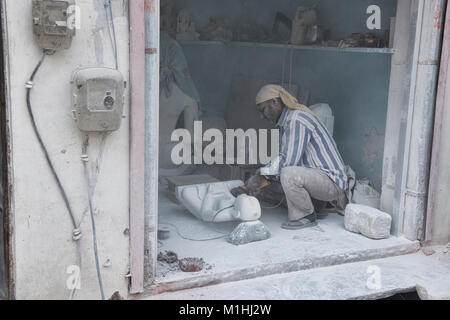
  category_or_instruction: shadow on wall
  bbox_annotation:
[0,134,4,299]
[0,204,4,300]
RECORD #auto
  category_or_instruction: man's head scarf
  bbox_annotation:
[255,84,319,119]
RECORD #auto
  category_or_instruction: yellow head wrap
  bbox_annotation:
[255,84,319,119]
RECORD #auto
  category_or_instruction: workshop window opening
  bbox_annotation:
[154,0,398,283]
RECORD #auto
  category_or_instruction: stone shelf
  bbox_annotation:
[179,40,395,54]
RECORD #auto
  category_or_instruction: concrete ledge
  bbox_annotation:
[416,283,450,300]
[144,240,419,296]
[152,192,421,299]
[142,252,450,300]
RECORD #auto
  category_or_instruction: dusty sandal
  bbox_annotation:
[281,217,317,230]
[317,212,329,219]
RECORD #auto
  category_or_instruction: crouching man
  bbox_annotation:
[232,85,349,230]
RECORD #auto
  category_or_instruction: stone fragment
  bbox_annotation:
[157,251,178,264]
[179,257,204,272]
[109,291,125,300]
[227,221,271,246]
[344,204,392,240]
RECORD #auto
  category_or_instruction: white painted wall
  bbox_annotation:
[380,0,411,220]
[428,45,450,245]
[4,0,130,299]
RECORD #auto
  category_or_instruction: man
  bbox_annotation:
[232,84,348,230]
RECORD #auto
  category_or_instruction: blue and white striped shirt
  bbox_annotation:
[274,108,348,191]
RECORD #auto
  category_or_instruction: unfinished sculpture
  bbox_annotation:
[161,0,176,36]
[176,10,199,41]
[176,180,261,223]
[160,83,199,173]
[291,6,318,45]
[309,103,334,137]
[176,180,271,245]
[199,17,233,42]
[160,32,200,174]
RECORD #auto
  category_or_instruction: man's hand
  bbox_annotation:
[231,186,248,197]
[245,174,268,196]
[230,170,268,198]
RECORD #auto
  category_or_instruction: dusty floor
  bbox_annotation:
[155,167,419,290]
[146,250,450,300]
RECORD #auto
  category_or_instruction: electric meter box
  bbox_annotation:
[32,0,76,52]
[71,67,125,132]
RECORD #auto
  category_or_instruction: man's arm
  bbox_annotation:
[231,120,310,197]
[265,119,311,177]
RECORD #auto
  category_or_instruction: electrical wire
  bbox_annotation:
[75,132,109,228]
[82,134,105,300]
[75,0,117,299]
[108,0,118,69]
[104,0,118,70]
[90,132,109,195]
[211,205,234,223]
[26,53,77,228]
[30,2,119,300]
[26,52,82,300]
[159,221,228,242]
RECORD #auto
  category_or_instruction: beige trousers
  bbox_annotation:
[257,166,347,221]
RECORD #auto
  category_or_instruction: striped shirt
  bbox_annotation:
[274,108,348,191]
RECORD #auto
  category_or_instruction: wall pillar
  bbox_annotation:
[144,0,160,285]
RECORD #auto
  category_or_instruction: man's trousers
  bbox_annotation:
[256,166,347,221]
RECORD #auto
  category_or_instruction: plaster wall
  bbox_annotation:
[429,48,450,245]
[4,0,130,299]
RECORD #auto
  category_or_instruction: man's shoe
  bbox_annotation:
[281,213,317,230]
[317,211,329,220]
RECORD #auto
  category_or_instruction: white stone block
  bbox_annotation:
[344,204,392,239]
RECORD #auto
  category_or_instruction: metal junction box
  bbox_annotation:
[71,67,125,132]
[32,0,76,52]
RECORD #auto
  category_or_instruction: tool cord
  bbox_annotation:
[159,205,234,242]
